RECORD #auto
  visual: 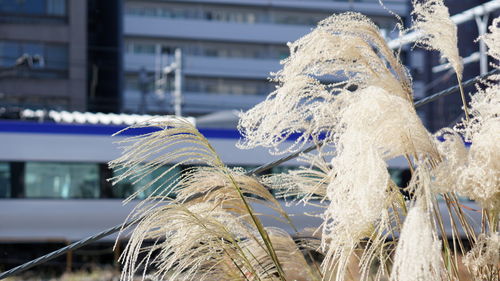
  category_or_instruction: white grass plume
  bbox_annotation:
[240,228,320,281]
[110,117,301,281]
[317,86,437,281]
[109,117,220,203]
[238,76,343,154]
[411,0,462,79]
[463,232,500,280]
[439,19,500,212]
[119,203,253,281]
[238,13,412,154]
[321,143,392,281]
[452,78,500,212]
[431,128,468,194]
[279,13,412,99]
[390,203,449,281]
[333,86,437,160]
[174,166,292,225]
[262,153,332,203]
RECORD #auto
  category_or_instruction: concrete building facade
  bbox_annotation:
[121,0,408,116]
[0,0,87,111]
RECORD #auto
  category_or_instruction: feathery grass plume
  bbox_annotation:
[238,12,412,154]
[333,86,437,160]
[238,76,344,154]
[410,0,472,121]
[440,18,500,216]
[240,228,321,281]
[120,203,255,281]
[311,12,412,99]
[318,86,437,281]
[390,203,449,281]
[277,13,412,99]
[110,117,300,281]
[109,117,219,203]
[456,119,500,213]
[463,232,500,281]
[262,153,332,203]
[452,79,500,213]
[322,142,392,281]
[174,166,290,221]
[431,128,468,193]
[411,0,462,79]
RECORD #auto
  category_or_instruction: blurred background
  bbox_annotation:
[0,0,498,279]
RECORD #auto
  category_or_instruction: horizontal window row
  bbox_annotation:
[125,75,275,96]
[0,40,68,78]
[124,2,399,32]
[125,3,330,27]
[125,40,289,60]
[0,0,66,23]
[0,162,412,200]
[0,161,290,199]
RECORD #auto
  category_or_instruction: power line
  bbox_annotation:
[413,68,499,108]
[0,69,497,279]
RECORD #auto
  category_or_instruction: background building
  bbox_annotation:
[121,0,407,116]
[0,0,87,112]
[87,0,123,113]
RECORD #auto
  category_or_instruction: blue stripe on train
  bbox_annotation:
[0,120,472,147]
[0,120,241,139]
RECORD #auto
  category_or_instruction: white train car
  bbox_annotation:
[0,118,327,243]
[0,117,480,246]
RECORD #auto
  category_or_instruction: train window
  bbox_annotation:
[111,165,181,199]
[271,166,297,175]
[0,162,10,198]
[388,168,411,188]
[24,162,100,198]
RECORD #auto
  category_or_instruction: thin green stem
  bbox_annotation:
[201,135,287,281]
[456,73,470,122]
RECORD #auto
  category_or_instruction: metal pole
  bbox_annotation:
[475,13,489,75]
[173,48,183,117]
[138,67,149,114]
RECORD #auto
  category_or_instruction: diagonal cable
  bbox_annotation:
[0,67,497,280]
[413,68,499,107]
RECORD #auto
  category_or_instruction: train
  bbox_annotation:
[0,116,329,244]
[0,114,481,247]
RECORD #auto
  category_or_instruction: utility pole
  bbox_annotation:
[173,48,183,117]
[138,67,149,114]
[475,13,489,75]
[154,47,183,116]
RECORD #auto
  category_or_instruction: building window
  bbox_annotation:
[0,0,66,22]
[133,43,156,54]
[25,162,100,198]
[111,165,181,199]
[204,10,258,24]
[45,44,68,70]
[0,40,68,78]
[0,41,19,67]
[46,0,65,16]
[273,12,327,26]
[125,4,191,20]
[0,162,10,198]
[186,78,273,96]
